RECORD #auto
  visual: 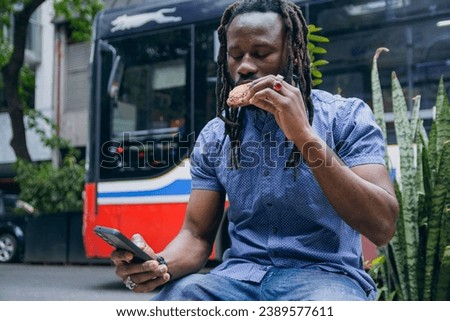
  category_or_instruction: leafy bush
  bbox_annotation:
[15,156,85,214]
[14,109,85,214]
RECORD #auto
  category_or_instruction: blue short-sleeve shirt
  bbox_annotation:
[190,89,385,297]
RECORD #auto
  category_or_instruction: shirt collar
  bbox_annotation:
[245,107,276,132]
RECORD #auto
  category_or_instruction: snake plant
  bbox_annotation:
[371,48,450,300]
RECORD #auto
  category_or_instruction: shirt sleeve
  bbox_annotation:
[334,98,386,168]
[190,120,226,192]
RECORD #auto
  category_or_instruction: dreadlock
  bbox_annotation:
[216,0,314,174]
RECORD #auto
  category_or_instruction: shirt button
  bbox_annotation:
[272,227,278,234]
[267,203,273,207]
[263,169,269,176]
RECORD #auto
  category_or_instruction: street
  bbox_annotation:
[0,263,157,301]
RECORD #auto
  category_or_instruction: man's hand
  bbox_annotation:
[111,234,171,293]
[248,75,312,142]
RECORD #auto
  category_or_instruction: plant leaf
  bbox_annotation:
[392,71,419,300]
[435,245,450,300]
[371,47,390,166]
[424,141,450,300]
[308,34,330,43]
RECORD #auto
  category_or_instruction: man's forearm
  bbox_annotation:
[294,132,398,246]
[158,228,213,281]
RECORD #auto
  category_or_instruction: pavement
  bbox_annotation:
[0,263,157,301]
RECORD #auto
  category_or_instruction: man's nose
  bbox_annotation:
[236,54,257,77]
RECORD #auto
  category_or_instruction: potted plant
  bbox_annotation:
[370,48,450,300]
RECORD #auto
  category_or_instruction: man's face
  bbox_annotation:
[226,12,288,86]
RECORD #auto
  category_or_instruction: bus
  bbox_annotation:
[83,0,238,260]
[83,0,450,261]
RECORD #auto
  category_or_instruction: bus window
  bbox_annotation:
[194,22,220,134]
[308,0,450,144]
[112,59,186,134]
[98,28,192,180]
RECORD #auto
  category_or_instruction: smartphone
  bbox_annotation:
[94,225,154,263]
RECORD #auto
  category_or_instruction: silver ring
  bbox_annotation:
[275,74,284,80]
[125,276,137,290]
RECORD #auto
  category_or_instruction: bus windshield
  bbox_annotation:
[112,58,186,136]
[99,28,192,179]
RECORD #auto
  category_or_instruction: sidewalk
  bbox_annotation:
[0,263,155,300]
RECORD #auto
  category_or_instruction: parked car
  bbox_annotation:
[0,191,34,263]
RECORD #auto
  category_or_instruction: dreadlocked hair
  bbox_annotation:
[216,0,314,175]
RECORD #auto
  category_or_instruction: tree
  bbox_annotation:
[0,0,103,161]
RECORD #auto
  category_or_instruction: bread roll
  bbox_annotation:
[227,83,251,108]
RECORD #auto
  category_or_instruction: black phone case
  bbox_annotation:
[94,225,154,263]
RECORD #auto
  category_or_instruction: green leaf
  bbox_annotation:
[389,181,409,300]
[371,47,390,166]
[392,71,420,300]
[435,245,450,300]
[310,46,327,54]
[435,82,450,173]
[311,69,323,78]
[424,141,450,300]
[308,34,330,43]
[410,96,421,143]
[428,121,438,183]
[312,59,329,67]
[435,77,447,120]
[308,24,323,33]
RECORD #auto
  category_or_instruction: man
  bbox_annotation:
[112,0,399,300]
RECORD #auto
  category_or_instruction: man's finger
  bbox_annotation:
[131,233,156,258]
[132,274,171,293]
[111,249,134,264]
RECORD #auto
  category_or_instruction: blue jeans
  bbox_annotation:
[152,267,373,301]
